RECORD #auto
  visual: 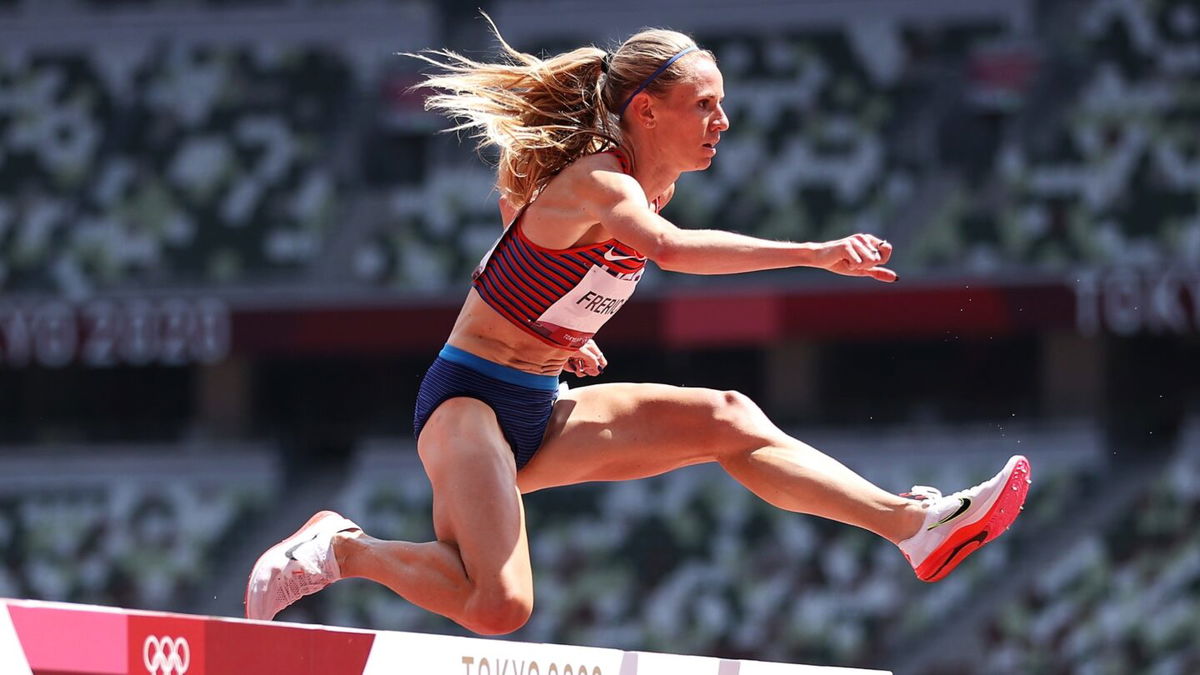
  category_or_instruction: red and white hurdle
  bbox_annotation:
[0,599,890,675]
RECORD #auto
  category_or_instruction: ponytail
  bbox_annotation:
[411,15,711,208]
[410,15,618,208]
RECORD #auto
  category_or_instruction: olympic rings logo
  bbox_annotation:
[142,635,191,675]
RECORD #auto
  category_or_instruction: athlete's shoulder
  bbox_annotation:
[560,151,645,204]
[567,150,627,178]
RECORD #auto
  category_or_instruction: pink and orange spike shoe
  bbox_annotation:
[898,455,1032,582]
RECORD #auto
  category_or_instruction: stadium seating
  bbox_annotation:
[0,43,348,294]
[0,447,279,612]
[917,0,1200,273]
[5,0,1191,292]
[980,430,1200,674]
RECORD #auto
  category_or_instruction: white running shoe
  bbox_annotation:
[898,455,1031,582]
[244,510,360,621]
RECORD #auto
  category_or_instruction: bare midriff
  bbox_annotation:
[445,289,576,376]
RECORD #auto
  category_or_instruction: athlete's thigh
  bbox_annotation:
[418,397,532,595]
[517,382,762,493]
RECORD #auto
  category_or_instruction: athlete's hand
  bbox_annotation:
[565,339,607,377]
[812,234,897,282]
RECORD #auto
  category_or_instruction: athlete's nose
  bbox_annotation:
[713,103,730,132]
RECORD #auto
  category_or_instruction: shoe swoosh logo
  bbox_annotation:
[929,529,988,580]
[284,533,320,561]
[603,248,645,262]
[927,497,971,531]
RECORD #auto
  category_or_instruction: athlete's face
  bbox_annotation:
[652,56,729,172]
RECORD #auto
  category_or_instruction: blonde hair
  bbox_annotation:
[411,16,712,208]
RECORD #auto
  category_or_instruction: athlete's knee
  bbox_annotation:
[464,586,533,635]
[711,389,766,429]
[706,389,781,456]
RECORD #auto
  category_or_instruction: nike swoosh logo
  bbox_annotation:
[928,530,988,580]
[284,533,320,561]
[603,248,645,262]
[927,497,971,531]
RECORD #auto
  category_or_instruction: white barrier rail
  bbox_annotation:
[0,599,890,675]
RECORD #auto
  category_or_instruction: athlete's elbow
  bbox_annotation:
[649,235,687,271]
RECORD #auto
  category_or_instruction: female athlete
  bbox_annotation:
[246,21,1031,634]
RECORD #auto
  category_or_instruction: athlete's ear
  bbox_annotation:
[630,93,656,128]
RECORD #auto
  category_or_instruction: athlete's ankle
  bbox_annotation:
[332,529,366,577]
[889,501,926,546]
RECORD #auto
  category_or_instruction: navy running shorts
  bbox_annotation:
[413,344,560,470]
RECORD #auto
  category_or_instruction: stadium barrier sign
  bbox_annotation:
[0,599,890,675]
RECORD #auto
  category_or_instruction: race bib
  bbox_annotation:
[532,264,642,348]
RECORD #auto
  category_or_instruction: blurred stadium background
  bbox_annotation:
[0,0,1197,673]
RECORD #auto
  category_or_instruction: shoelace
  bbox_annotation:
[289,537,330,577]
[901,486,942,502]
[904,482,989,513]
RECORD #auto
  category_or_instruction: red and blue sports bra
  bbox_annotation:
[471,149,660,350]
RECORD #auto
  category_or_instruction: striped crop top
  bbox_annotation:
[471,150,659,350]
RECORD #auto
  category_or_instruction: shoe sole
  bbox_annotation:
[244,509,345,620]
[914,455,1031,582]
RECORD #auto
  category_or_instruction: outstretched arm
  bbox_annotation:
[587,171,896,281]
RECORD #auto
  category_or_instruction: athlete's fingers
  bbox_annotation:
[587,344,608,372]
[858,234,890,263]
[567,353,602,377]
[842,241,863,265]
[578,340,606,375]
[850,237,880,265]
[864,265,899,283]
[876,239,893,265]
[583,352,603,376]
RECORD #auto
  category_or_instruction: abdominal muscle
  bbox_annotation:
[445,288,577,376]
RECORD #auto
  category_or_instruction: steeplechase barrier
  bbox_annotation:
[0,599,890,675]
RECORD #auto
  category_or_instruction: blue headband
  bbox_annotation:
[615,46,698,117]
